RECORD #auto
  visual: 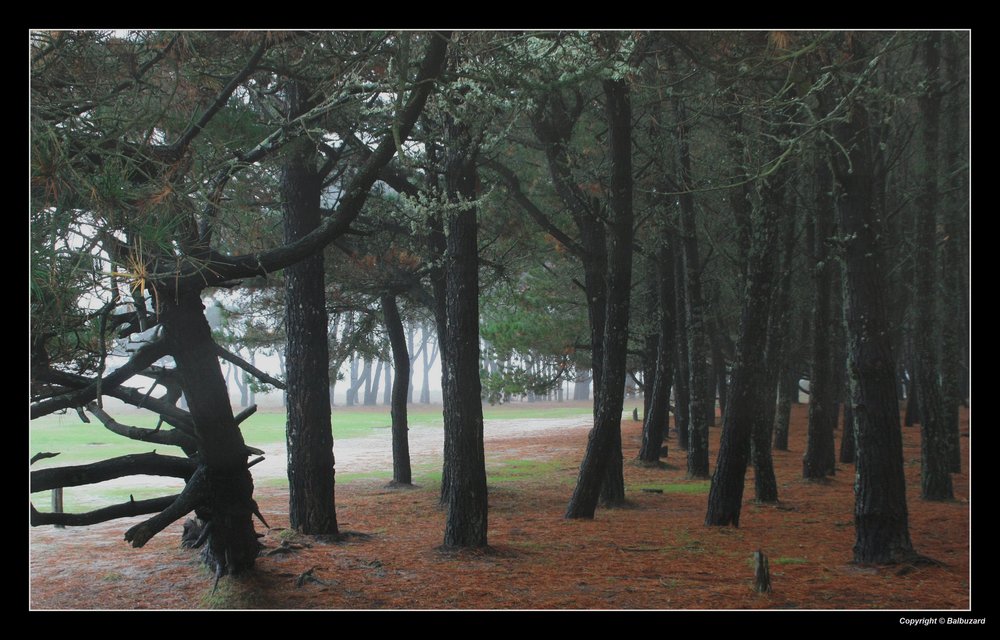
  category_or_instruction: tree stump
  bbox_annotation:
[632,408,640,422]
[754,550,772,593]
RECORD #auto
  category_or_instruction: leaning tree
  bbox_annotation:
[30,30,448,577]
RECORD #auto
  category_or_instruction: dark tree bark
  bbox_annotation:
[706,162,782,526]
[382,294,412,485]
[282,86,339,534]
[904,373,919,427]
[527,82,627,509]
[829,67,915,564]
[941,31,969,472]
[156,290,262,575]
[31,452,195,492]
[913,33,954,501]
[751,175,793,504]
[709,320,728,428]
[638,243,676,463]
[429,210,454,504]
[566,78,635,518]
[640,261,658,427]
[840,399,856,464]
[440,117,488,548]
[670,78,711,479]
[673,241,691,452]
[772,365,797,451]
[804,162,838,479]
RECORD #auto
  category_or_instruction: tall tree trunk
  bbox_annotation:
[671,84,711,479]
[830,72,915,564]
[751,172,792,504]
[941,31,969,471]
[914,33,953,501]
[804,162,838,479]
[706,172,781,526]
[382,294,411,485]
[566,78,634,518]
[673,241,691,452]
[440,116,487,548]
[282,91,338,534]
[159,289,261,575]
[639,242,676,463]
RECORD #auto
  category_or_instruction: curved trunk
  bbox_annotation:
[159,290,261,575]
[639,245,676,463]
[706,167,781,525]
[382,294,411,485]
[566,79,634,517]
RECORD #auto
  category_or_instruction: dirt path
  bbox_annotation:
[248,414,594,482]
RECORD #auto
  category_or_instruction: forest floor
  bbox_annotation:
[29,403,971,612]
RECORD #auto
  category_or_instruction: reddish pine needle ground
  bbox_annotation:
[29,404,970,610]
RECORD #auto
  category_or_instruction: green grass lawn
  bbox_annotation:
[30,402,592,513]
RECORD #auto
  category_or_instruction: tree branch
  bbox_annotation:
[482,159,585,257]
[165,40,268,157]
[30,495,179,528]
[164,31,450,291]
[214,344,286,389]
[32,365,195,432]
[86,402,197,451]
[30,339,170,419]
[124,467,207,548]
[31,452,196,493]
[30,452,60,466]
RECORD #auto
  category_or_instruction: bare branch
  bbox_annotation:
[30,495,179,527]
[86,403,197,451]
[165,40,268,156]
[215,344,286,389]
[125,467,207,548]
[31,452,196,493]
[30,452,60,466]
[30,340,170,419]
[483,159,585,257]
[234,404,257,425]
